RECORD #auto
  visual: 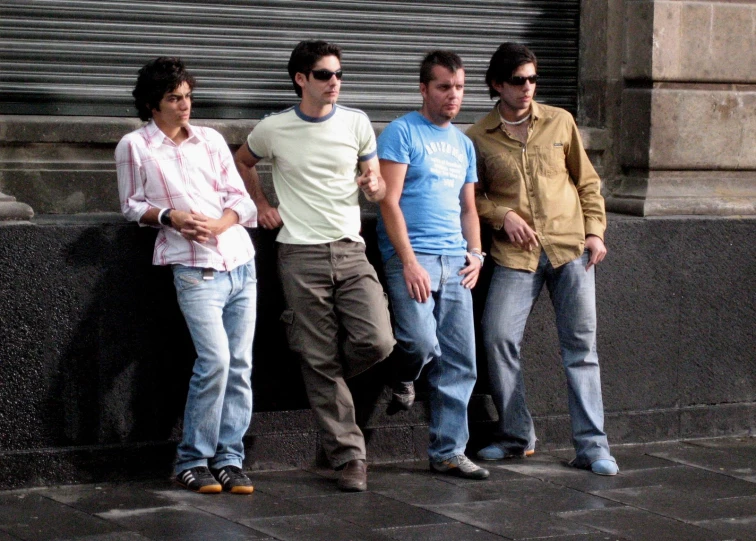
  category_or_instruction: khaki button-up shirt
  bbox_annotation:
[466,101,606,271]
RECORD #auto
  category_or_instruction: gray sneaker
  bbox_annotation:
[391,381,415,410]
[430,455,490,480]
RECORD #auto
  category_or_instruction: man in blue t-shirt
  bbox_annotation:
[377,50,489,480]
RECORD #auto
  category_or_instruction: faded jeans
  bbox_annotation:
[482,250,612,466]
[384,254,477,462]
[172,261,257,474]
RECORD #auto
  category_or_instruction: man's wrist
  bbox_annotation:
[158,208,172,226]
[468,249,485,265]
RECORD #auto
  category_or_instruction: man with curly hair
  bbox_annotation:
[116,57,258,494]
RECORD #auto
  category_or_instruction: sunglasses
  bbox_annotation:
[506,74,538,86]
[310,69,343,81]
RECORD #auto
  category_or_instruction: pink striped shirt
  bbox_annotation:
[116,121,257,270]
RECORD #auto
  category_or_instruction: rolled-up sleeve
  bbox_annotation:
[115,137,150,225]
[214,136,258,227]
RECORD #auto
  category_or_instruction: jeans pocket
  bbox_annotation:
[243,260,258,283]
[173,267,205,292]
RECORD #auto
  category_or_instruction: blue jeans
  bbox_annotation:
[172,261,257,474]
[482,250,612,466]
[384,254,477,462]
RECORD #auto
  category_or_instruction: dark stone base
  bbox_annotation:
[0,214,753,489]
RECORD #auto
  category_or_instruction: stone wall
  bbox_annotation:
[0,215,753,489]
[585,0,756,216]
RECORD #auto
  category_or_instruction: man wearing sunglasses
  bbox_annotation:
[377,50,489,481]
[234,40,395,493]
[467,42,618,476]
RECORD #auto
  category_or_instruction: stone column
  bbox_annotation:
[606,0,756,216]
[0,191,33,221]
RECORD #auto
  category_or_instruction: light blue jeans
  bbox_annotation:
[384,254,477,462]
[482,250,612,467]
[172,261,257,474]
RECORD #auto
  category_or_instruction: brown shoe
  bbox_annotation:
[337,459,367,492]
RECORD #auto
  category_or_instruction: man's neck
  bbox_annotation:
[419,107,451,129]
[299,99,334,119]
[498,101,531,123]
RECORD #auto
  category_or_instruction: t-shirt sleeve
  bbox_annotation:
[463,134,478,184]
[377,119,410,164]
[245,120,271,160]
[356,113,377,161]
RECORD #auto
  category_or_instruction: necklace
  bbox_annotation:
[500,113,530,126]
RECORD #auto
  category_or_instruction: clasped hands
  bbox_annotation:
[169,210,229,244]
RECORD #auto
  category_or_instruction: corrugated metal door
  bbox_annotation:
[0,0,579,122]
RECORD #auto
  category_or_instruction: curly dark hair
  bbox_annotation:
[287,40,342,98]
[132,57,196,121]
[485,43,538,99]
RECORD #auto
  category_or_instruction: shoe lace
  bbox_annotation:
[454,455,479,472]
[221,466,245,479]
[192,466,215,479]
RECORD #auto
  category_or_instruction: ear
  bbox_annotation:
[419,82,428,101]
[491,81,505,96]
[295,72,308,90]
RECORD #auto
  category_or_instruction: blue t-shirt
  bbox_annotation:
[376,111,477,261]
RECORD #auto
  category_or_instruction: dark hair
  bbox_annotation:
[419,50,464,85]
[132,57,196,121]
[287,40,342,97]
[485,43,538,99]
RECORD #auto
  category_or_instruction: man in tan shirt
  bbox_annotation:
[466,42,618,476]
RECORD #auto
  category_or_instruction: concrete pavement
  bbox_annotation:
[1,436,754,540]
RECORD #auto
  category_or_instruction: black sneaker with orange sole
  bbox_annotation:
[176,466,222,494]
[211,465,255,494]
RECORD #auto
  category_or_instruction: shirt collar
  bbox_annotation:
[145,120,202,147]
[482,100,542,133]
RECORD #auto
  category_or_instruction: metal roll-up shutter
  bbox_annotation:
[0,0,579,122]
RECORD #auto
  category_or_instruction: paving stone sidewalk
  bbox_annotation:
[1,437,754,541]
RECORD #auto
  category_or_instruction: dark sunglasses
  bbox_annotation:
[310,69,343,81]
[506,74,538,86]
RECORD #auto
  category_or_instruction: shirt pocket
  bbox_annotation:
[535,144,568,177]
[483,151,521,196]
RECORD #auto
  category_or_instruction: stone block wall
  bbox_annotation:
[0,215,753,489]
[581,0,756,216]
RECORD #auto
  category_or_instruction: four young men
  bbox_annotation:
[116,40,616,495]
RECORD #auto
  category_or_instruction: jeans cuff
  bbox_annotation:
[209,459,244,471]
[174,459,208,476]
